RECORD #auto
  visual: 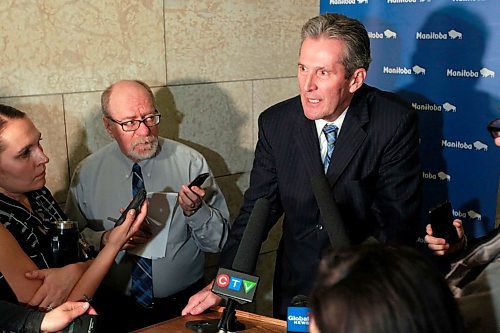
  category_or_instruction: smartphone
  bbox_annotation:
[63,314,99,333]
[114,188,147,227]
[188,172,209,188]
[429,201,459,244]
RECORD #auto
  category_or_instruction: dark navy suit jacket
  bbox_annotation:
[221,84,422,318]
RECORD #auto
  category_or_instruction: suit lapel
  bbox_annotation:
[293,108,324,179]
[326,88,369,186]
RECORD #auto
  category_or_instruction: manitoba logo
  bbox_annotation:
[453,209,482,221]
[422,171,451,181]
[441,139,488,151]
[412,103,441,112]
[415,29,462,40]
[329,0,368,4]
[446,67,495,78]
[387,0,416,3]
[369,29,397,39]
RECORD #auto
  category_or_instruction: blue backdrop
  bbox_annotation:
[320,0,499,238]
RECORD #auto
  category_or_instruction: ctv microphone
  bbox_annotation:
[210,198,271,332]
[287,295,310,333]
[311,175,350,249]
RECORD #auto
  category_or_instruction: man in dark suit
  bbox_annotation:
[182,13,421,319]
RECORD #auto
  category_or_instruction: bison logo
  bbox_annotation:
[437,172,451,181]
[479,67,495,78]
[467,210,482,220]
[384,29,397,39]
[448,30,463,39]
[473,141,488,151]
[412,65,426,75]
[442,102,456,112]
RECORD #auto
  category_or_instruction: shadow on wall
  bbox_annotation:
[397,5,500,238]
[154,81,248,221]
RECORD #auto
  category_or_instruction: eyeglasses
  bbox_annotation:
[487,118,500,138]
[106,112,161,132]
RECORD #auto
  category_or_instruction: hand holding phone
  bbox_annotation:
[114,188,147,227]
[429,201,459,244]
[189,172,209,189]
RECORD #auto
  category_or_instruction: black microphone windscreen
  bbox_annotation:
[291,295,309,307]
[232,198,271,274]
[311,175,350,249]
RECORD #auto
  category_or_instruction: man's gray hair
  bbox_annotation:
[301,13,371,79]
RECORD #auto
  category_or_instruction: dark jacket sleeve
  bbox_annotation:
[0,301,45,333]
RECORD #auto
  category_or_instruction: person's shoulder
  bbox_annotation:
[361,84,414,114]
[74,141,118,172]
[157,137,206,161]
[261,95,301,117]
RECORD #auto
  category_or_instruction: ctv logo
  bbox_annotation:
[212,268,259,304]
[216,273,257,294]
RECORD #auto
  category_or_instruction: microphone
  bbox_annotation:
[311,175,350,249]
[232,198,271,273]
[287,295,310,333]
[210,198,271,332]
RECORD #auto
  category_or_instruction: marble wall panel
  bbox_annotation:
[63,91,111,177]
[253,77,299,143]
[0,1,166,97]
[0,96,68,202]
[216,173,249,221]
[167,82,254,176]
[164,0,319,84]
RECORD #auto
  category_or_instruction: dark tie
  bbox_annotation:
[130,163,153,308]
[323,124,338,173]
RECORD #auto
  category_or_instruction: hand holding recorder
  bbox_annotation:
[179,173,209,217]
[425,202,465,256]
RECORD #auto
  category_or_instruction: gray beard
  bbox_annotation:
[127,136,160,161]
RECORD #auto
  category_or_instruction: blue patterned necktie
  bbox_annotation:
[323,124,338,173]
[130,163,153,308]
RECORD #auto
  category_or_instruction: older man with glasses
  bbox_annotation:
[64,80,230,331]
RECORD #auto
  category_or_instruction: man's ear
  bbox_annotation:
[348,68,366,93]
[102,117,114,138]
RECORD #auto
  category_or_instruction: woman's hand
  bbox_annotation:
[105,200,148,250]
[40,301,96,333]
[25,262,89,309]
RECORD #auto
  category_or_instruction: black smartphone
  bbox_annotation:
[188,172,209,188]
[114,188,147,227]
[63,314,99,333]
[429,201,459,244]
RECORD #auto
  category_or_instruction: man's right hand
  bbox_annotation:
[181,282,222,316]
